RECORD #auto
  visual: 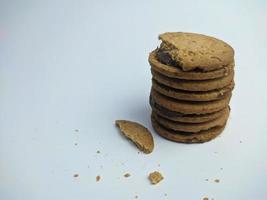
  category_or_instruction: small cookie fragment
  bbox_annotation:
[115,120,154,154]
[148,171,164,184]
[124,173,131,178]
[73,173,79,178]
[214,179,220,183]
[203,197,209,200]
[96,175,101,182]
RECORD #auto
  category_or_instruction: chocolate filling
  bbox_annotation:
[156,48,226,72]
[156,49,179,67]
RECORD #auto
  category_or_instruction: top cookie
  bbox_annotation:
[158,32,234,72]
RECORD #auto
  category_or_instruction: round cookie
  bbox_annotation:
[158,32,235,71]
[152,79,234,101]
[152,69,234,92]
[151,89,231,114]
[151,115,226,143]
[150,97,230,123]
[152,107,229,133]
[149,51,234,80]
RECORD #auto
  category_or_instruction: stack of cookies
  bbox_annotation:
[149,32,235,143]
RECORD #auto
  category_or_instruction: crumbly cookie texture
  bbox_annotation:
[151,69,234,92]
[148,171,164,184]
[151,115,226,143]
[150,89,231,115]
[115,120,154,154]
[152,79,234,102]
[150,96,230,123]
[158,32,234,71]
[152,107,229,133]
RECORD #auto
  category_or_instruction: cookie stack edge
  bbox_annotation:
[149,32,235,143]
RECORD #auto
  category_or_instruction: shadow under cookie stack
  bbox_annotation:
[149,32,235,143]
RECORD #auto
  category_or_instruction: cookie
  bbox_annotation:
[152,107,229,133]
[152,79,234,101]
[151,89,231,114]
[150,97,230,123]
[115,120,154,154]
[152,69,234,91]
[149,51,234,80]
[151,115,226,143]
[158,32,234,71]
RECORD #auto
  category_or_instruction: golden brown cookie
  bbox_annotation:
[152,79,234,101]
[151,89,231,114]
[115,120,154,154]
[152,69,234,92]
[158,32,234,71]
[152,107,229,133]
[150,97,229,123]
[151,115,226,143]
[149,51,234,80]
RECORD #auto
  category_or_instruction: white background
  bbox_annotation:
[1,0,267,200]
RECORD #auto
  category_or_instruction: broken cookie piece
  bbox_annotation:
[115,120,154,154]
[124,173,131,178]
[148,171,164,184]
[96,175,101,182]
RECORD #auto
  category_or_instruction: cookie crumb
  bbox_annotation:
[73,173,79,177]
[134,195,138,199]
[220,168,223,170]
[148,171,164,185]
[205,179,209,181]
[124,173,131,178]
[96,175,101,182]
[75,129,79,132]
[164,193,167,196]
[96,150,101,154]
[240,141,242,143]
[203,198,209,200]
[214,179,220,183]
[74,143,78,146]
